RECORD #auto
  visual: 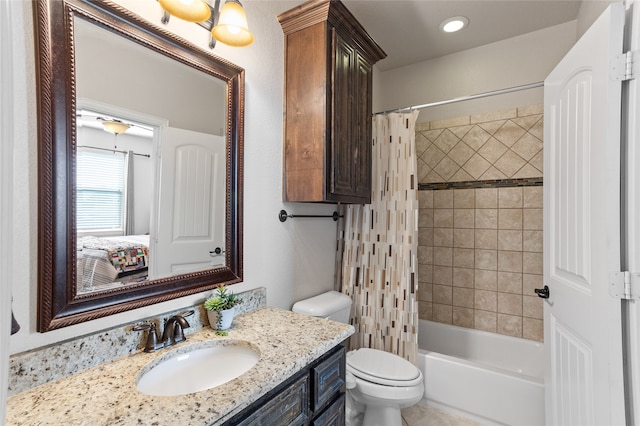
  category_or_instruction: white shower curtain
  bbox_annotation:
[337,111,420,363]
[123,150,135,235]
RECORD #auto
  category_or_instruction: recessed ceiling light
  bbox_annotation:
[440,16,469,33]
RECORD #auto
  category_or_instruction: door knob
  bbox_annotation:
[534,285,550,299]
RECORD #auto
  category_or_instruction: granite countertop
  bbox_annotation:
[6,307,354,425]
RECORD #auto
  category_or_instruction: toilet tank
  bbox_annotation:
[292,291,352,323]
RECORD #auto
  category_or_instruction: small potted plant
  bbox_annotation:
[204,285,242,336]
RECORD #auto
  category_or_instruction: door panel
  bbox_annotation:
[543,3,625,425]
[153,127,226,278]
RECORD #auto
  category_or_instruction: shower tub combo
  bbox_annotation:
[417,320,545,425]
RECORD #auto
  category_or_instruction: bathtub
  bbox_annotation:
[417,320,545,426]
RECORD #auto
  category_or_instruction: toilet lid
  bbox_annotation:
[347,348,422,386]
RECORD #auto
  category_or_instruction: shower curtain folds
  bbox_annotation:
[337,111,420,364]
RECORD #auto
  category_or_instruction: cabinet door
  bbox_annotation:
[331,30,355,199]
[352,52,372,201]
[331,30,372,203]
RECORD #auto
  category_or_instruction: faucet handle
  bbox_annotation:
[133,323,161,352]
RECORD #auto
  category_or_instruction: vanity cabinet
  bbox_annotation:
[278,0,386,204]
[224,345,346,426]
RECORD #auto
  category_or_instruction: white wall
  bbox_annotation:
[373,21,578,123]
[9,0,337,354]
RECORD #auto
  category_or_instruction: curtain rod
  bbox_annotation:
[375,81,544,115]
[78,145,151,158]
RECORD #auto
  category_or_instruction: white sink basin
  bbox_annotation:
[136,341,260,396]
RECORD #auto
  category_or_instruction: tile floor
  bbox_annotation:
[401,403,483,426]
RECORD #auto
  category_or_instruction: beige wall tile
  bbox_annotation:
[454,209,475,228]
[453,307,474,328]
[476,209,498,229]
[450,125,474,139]
[416,122,430,132]
[416,133,431,156]
[475,269,497,291]
[418,282,433,302]
[418,190,434,208]
[523,208,543,230]
[475,229,498,249]
[431,116,471,130]
[453,287,474,308]
[498,271,523,294]
[434,209,454,227]
[523,230,543,253]
[523,295,543,319]
[418,246,431,265]
[478,138,508,163]
[523,252,543,274]
[471,108,517,123]
[434,190,454,208]
[494,120,526,147]
[523,273,543,296]
[498,250,523,273]
[474,310,497,332]
[418,208,434,227]
[480,166,508,180]
[434,158,457,184]
[463,125,492,150]
[433,303,453,324]
[434,228,454,247]
[419,263,433,282]
[498,209,523,230]
[475,249,498,271]
[523,186,543,208]
[478,120,505,137]
[450,169,475,182]
[499,187,523,208]
[498,293,523,315]
[434,129,461,154]
[453,248,475,269]
[475,290,497,311]
[433,284,453,305]
[449,142,475,166]
[475,188,498,208]
[523,318,543,341]
[433,265,453,285]
[419,301,433,321]
[462,154,491,179]
[511,133,543,162]
[433,247,453,266]
[498,229,523,251]
[419,227,433,246]
[497,314,523,338]
[454,189,475,208]
[453,267,474,288]
[422,145,446,169]
[453,228,475,249]
[518,104,543,116]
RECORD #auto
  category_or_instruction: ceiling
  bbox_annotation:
[340,0,583,71]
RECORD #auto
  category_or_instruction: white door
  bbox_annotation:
[152,127,226,278]
[543,3,626,425]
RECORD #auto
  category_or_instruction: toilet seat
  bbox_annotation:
[347,348,423,387]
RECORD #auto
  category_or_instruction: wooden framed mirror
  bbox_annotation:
[34,0,244,331]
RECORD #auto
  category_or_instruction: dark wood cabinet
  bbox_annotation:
[224,345,346,426]
[278,0,386,203]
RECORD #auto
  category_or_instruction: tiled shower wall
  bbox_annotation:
[416,106,544,342]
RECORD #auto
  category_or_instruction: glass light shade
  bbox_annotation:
[158,0,211,23]
[211,1,254,47]
[102,120,130,135]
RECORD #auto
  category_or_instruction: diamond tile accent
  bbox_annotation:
[416,105,543,184]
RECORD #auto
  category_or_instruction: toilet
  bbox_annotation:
[292,291,424,426]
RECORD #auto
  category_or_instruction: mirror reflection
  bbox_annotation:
[74,16,227,294]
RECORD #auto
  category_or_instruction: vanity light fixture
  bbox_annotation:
[439,16,469,33]
[211,0,254,47]
[158,0,211,23]
[101,119,131,135]
[158,0,253,49]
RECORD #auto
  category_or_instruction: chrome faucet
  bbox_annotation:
[133,310,194,353]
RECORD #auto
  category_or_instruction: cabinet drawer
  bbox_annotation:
[236,374,310,426]
[312,346,345,412]
[312,393,345,426]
